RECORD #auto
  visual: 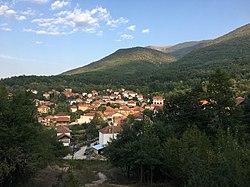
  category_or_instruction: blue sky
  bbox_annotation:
[0,0,250,78]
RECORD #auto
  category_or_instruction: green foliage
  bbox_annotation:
[105,71,250,186]
[0,86,67,186]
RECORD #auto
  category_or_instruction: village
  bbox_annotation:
[33,88,165,159]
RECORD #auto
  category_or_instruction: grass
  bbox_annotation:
[23,160,175,187]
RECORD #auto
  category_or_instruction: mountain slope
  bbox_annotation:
[62,47,177,75]
[147,40,209,58]
[151,23,250,82]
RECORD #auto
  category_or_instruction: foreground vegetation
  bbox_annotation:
[0,83,68,187]
[105,70,250,186]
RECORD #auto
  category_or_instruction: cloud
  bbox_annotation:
[23,27,76,35]
[0,54,41,62]
[120,34,133,40]
[142,28,150,33]
[1,27,12,32]
[0,5,9,16]
[16,0,50,4]
[26,6,128,36]
[107,17,128,28]
[21,8,36,16]
[51,1,69,10]
[35,41,43,45]
[127,25,136,31]
[5,9,16,17]
[16,15,27,21]
[0,5,27,21]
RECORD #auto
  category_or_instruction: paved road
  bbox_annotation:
[63,145,87,160]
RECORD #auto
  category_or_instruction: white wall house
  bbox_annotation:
[99,125,122,145]
[77,113,94,124]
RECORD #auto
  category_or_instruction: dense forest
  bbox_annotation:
[105,70,250,186]
[0,83,68,187]
[2,24,250,97]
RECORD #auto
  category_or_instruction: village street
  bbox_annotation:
[63,145,87,160]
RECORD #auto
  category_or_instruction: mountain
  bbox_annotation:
[148,23,250,86]
[171,24,250,72]
[147,40,209,58]
[62,47,177,75]
[2,24,250,94]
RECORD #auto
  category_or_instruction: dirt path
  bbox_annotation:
[85,172,107,187]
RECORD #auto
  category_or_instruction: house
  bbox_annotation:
[64,88,72,93]
[235,97,245,106]
[77,113,95,124]
[92,90,98,96]
[109,94,118,100]
[99,125,122,145]
[56,117,70,126]
[57,126,71,137]
[70,105,78,113]
[112,113,125,126]
[44,115,56,126]
[152,96,165,105]
[37,105,50,114]
[76,98,83,103]
[119,105,131,115]
[43,92,50,99]
[54,113,70,120]
[78,103,90,111]
[137,94,144,101]
[112,99,125,105]
[127,100,137,108]
[57,127,71,146]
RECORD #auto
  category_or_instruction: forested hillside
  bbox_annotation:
[0,83,68,186]
[1,24,250,96]
[105,70,250,186]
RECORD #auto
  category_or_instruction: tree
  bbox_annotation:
[0,86,67,186]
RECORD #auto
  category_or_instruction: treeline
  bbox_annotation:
[0,83,68,186]
[105,70,250,186]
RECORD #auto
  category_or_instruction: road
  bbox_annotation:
[63,145,87,160]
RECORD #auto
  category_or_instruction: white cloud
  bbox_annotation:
[35,41,43,45]
[23,27,76,35]
[16,15,27,21]
[23,6,128,36]
[51,1,69,10]
[21,8,36,16]
[142,28,150,33]
[5,9,16,17]
[120,34,133,40]
[107,17,128,28]
[127,25,136,31]
[0,54,41,62]
[0,5,27,21]
[0,5,8,15]
[16,0,50,4]
[1,27,12,32]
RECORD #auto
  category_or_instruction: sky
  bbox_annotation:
[0,0,250,78]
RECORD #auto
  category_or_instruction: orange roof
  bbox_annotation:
[38,105,50,108]
[56,117,70,122]
[57,126,70,133]
[99,125,122,134]
[200,100,209,105]
[84,113,95,117]
[153,96,164,100]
